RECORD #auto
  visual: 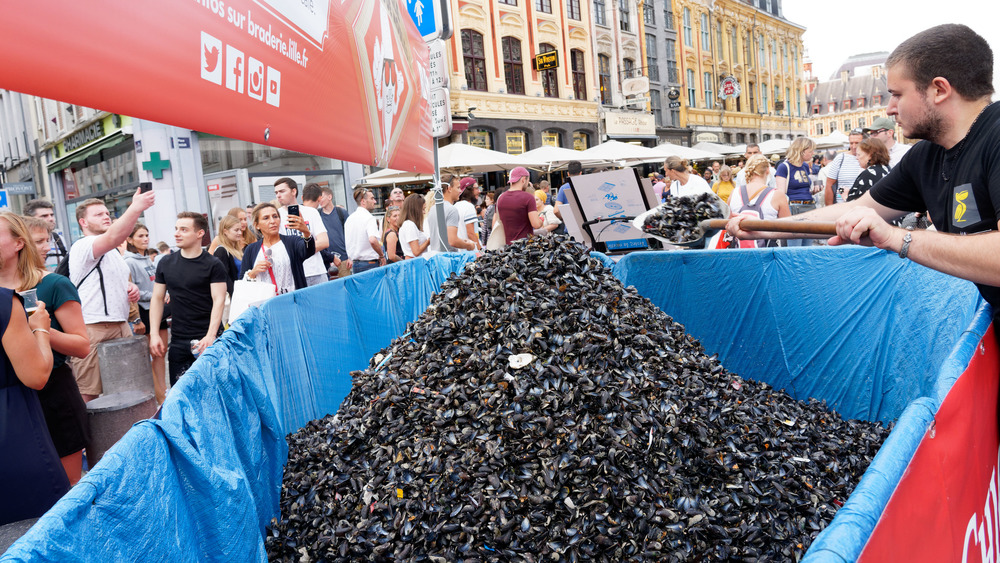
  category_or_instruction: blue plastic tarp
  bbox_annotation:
[2,247,988,562]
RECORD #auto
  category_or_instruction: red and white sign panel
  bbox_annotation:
[0,0,433,172]
[859,325,1000,562]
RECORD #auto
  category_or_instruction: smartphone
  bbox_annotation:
[287,204,300,216]
[139,182,153,193]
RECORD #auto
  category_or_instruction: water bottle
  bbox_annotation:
[191,339,202,358]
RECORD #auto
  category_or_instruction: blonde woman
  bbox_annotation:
[1,212,89,487]
[213,215,246,296]
[208,207,257,253]
[726,154,790,248]
[712,165,736,204]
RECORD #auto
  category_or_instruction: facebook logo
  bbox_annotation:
[225,45,245,94]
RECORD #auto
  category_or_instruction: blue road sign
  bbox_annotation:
[405,0,452,42]
[0,190,8,209]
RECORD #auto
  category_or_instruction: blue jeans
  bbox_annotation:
[352,260,380,275]
[786,202,817,247]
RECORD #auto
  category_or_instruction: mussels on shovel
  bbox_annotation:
[636,193,727,247]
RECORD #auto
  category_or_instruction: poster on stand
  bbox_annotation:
[859,325,1000,562]
[0,0,433,172]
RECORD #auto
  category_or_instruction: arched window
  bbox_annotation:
[502,37,524,95]
[467,129,494,150]
[462,29,487,91]
[539,43,559,98]
[571,49,587,100]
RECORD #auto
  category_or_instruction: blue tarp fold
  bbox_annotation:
[2,247,989,561]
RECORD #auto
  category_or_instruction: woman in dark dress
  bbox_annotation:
[381,206,404,264]
[0,213,69,525]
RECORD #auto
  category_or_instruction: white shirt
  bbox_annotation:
[279,205,327,278]
[668,174,714,198]
[398,220,428,258]
[69,236,131,324]
[250,241,294,295]
[425,200,462,254]
[825,152,863,203]
[889,142,910,168]
[344,206,380,261]
[454,200,479,239]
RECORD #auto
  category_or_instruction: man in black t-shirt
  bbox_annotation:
[149,212,228,386]
[729,24,1000,314]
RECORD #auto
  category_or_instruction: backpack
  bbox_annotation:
[56,253,109,315]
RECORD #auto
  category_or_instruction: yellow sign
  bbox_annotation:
[542,132,560,147]
[573,132,589,151]
[506,132,525,155]
[534,51,559,71]
[468,130,491,150]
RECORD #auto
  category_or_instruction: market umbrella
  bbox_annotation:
[519,145,605,171]
[814,131,850,149]
[692,142,744,157]
[437,143,538,173]
[578,140,670,166]
[655,142,724,161]
[360,168,435,186]
[758,138,792,156]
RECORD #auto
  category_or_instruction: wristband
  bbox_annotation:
[32,328,50,335]
[898,231,913,259]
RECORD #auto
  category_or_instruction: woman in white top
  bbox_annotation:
[454,181,481,250]
[662,156,714,200]
[533,189,561,235]
[398,194,430,259]
[726,154,790,247]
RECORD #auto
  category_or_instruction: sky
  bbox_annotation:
[781,0,1000,87]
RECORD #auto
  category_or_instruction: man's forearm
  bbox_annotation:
[149,297,164,332]
[206,286,226,338]
[900,229,1000,287]
[368,237,384,257]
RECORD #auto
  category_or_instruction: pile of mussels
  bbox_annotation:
[266,235,888,562]
[641,193,725,244]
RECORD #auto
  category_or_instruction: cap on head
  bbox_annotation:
[459,177,476,192]
[863,117,896,132]
[508,167,530,184]
[770,154,780,162]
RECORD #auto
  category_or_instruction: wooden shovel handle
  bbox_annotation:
[702,219,838,235]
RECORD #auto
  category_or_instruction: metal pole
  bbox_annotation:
[431,142,449,253]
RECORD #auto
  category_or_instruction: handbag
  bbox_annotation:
[486,217,506,250]
[227,265,278,324]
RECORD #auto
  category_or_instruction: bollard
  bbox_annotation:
[85,390,157,467]
[97,336,154,396]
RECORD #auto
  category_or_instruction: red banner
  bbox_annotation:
[859,325,1000,562]
[0,0,433,172]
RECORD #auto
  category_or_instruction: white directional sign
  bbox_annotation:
[431,88,452,138]
[406,0,454,42]
[428,39,449,90]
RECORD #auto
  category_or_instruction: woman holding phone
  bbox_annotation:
[0,214,73,525]
[240,203,316,294]
[2,212,90,485]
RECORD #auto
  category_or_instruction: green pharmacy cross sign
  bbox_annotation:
[142,152,171,179]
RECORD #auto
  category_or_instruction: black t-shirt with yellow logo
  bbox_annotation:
[870,102,1000,309]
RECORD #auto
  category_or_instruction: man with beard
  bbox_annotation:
[68,189,155,401]
[728,24,1000,319]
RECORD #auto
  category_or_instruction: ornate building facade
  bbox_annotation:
[804,53,895,140]
[674,0,808,144]
[446,0,600,153]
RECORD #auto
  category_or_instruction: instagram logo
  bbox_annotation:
[248,57,264,101]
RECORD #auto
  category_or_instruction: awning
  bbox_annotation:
[47,130,130,172]
[606,134,659,140]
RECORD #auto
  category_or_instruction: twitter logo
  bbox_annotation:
[201,32,223,85]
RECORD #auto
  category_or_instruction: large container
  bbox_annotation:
[1,246,987,562]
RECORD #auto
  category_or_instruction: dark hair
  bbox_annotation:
[274,176,298,196]
[177,211,208,235]
[320,186,334,197]
[567,160,582,175]
[126,222,149,254]
[887,24,994,101]
[399,193,425,228]
[146,248,159,257]
[23,199,54,217]
[458,184,477,203]
[858,137,891,167]
[441,173,458,186]
[745,143,760,153]
[302,182,323,203]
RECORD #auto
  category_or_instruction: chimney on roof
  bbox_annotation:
[871,65,882,79]
[841,70,850,83]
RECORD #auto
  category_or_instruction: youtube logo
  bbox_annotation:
[200,31,281,108]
